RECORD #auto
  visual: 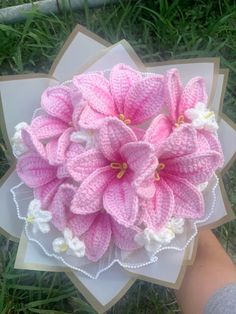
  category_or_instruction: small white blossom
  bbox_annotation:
[70,128,95,149]
[197,181,208,192]
[135,218,185,252]
[27,199,52,234]
[185,102,218,132]
[52,228,85,258]
[11,122,28,156]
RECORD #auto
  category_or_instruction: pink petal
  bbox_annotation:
[144,114,172,151]
[56,165,70,179]
[67,149,107,182]
[21,126,47,159]
[79,104,106,129]
[164,174,204,219]
[34,178,63,208]
[131,126,145,140]
[31,115,68,140]
[111,219,140,251]
[83,212,112,262]
[72,100,86,130]
[110,64,141,114]
[16,152,56,188]
[103,177,139,227]
[142,179,174,231]
[66,142,85,159]
[165,150,222,185]
[50,184,76,231]
[73,73,116,115]
[179,77,208,116]
[41,86,73,123]
[99,117,137,161]
[164,68,182,121]
[46,128,73,166]
[68,213,97,237]
[158,124,197,159]
[71,166,114,214]
[124,75,165,124]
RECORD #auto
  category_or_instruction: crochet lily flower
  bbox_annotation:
[73,64,165,133]
[49,184,139,262]
[143,120,222,231]
[67,118,158,228]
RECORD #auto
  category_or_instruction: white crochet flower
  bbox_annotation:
[197,181,208,192]
[11,122,28,156]
[27,199,52,234]
[70,128,95,149]
[52,228,85,258]
[185,102,218,132]
[135,218,185,252]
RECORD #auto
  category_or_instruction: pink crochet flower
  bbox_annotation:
[73,64,165,134]
[143,119,222,231]
[49,184,139,262]
[164,68,223,164]
[67,118,158,228]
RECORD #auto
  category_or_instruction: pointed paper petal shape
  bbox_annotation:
[41,86,73,123]
[110,63,141,114]
[68,213,97,237]
[21,126,47,159]
[73,73,115,115]
[164,68,182,121]
[71,166,114,214]
[165,150,222,185]
[83,213,112,262]
[164,174,204,219]
[79,104,106,129]
[111,219,140,251]
[142,179,174,231]
[99,117,137,161]
[124,75,165,124]
[31,115,68,140]
[179,77,208,116]
[16,152,57,188]
[103,178,139,227]
[67,149,107,182]
[34,178,63,208]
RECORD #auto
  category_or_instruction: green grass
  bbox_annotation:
[0,0,235,313]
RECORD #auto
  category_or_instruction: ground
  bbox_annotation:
[0,1,235,313]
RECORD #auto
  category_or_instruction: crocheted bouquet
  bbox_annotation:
[12,64,223,269]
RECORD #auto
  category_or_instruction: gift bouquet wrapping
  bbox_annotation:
[0,25,235,313]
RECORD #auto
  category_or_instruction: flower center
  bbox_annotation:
[154,163,165,181]
[26,215,35,223]
[110,162,128,179]
[203,111,214,119]
[174,115,185,128]
[118,114,131,125]
[59,243,69,252]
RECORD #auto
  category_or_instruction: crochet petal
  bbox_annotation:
[46,128,73,166]
[79,104,106,129]
[179,77,208,116]
[144,114,172,151]
[99,117,137,161]
[31,115,68,140]
[16,152,57,188]
[67,149,107,182]
[83,213,112,262]
[71,166,114,214]
[41,86,73,123]
[164,68,182,121]
[73,73,116,115]
[111,219,140,251]
[110,64,141,114]
[103,178,139,227]
[165,150,222,185]
[72,100,86,130]
[50,184,76,231]
[142,179,174,231]
[68,213,97,237]
[34,178,63,208]
[124,74,165,124]
[158,124,197,159]
[164,174,204,219]
[131,126,145,140]
[21,126,47,159]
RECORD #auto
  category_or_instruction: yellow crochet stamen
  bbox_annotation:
[118,114,131,125]
[174,115,185,128]
[204,111,214,119]
[59,243,69,252]
[155,163,165,181]
[26,215,35,223]
[110,162,128,179]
